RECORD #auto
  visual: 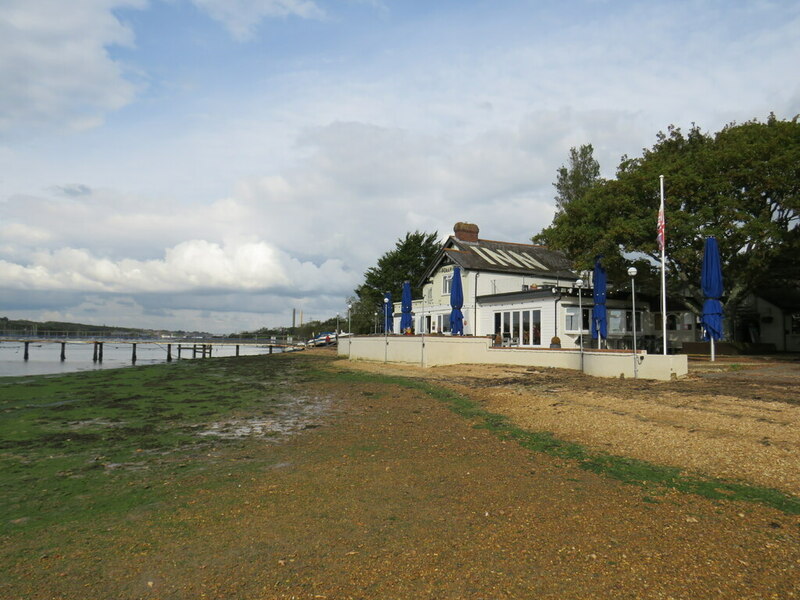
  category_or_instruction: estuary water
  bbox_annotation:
[0,341,283,378]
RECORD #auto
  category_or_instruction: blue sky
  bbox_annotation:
[1,0,799,333]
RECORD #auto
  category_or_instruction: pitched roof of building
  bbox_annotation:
[420,225,577,284]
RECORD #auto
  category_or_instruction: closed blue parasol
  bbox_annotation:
[591,256,607,344]
[701,237,724,344]
[383,292,393,333]
[400,280,413,333]
[449,267,464,335]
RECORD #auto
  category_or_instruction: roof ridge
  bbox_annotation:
[476,237,550,249]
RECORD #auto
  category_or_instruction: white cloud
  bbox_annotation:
[0,0,145,137]
[191,0,325,41]
[0,239,356,295]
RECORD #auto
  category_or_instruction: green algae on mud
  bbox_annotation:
[0,353,329,535]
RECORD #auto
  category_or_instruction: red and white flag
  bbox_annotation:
[657,202,665,252]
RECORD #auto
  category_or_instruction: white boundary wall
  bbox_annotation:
[339,335,687,381]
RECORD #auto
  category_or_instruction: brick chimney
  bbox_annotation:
[453,222,479,242]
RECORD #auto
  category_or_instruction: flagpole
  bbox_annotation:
[659,175,667,355]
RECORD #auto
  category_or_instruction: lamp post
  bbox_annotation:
[336,313,340,338]
[576,279,584,373]
[384,293,390,335]
[628,266,639,379]
[347,303,352,334]
[374,311,378,334]
[420,295,425,367]
[383,297,389,362]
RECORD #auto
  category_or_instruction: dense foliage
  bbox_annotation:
[553,144,602,214]
[0,317,159,337]
[534,114,800,315]
[349,231,440,333]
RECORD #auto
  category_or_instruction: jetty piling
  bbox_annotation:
[4,335,301,366]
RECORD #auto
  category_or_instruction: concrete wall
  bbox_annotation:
[339,335,688,381]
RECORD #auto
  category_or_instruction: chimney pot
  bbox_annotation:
[454,222,479,242]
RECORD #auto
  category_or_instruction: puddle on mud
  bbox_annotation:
[198,394,334,441]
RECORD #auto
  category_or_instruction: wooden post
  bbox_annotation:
[131,343,137,364]
[92,342,98,362]
[192,344,197,359]
[236,344,240,357]
[24,341,29,361]
[177,345,182,360]
[269,345,273,355]
[60,342,66,362]
[98,342,103,363]
[167,343,172,362]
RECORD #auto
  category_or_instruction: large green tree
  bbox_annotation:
[534,114,800,318]
[350,231,440,333]
[553,143,602,214]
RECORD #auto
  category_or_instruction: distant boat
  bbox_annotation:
[306,332,337,347]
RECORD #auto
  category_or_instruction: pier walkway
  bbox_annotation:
[0,335,305,365]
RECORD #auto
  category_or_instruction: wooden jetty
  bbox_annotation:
[0,336,305,365]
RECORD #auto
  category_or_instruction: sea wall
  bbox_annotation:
[338,335,688,381]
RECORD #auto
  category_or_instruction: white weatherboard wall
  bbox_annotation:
[339,336,688,381]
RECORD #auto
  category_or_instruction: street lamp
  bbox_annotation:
[383,297,389,362]
[336,313,340,337]
[383,294,390,335]
[420,294,425,367]
[347,303,352,335]
[576,279,584,372]
[374,311,378,334]
[628,266,639,379]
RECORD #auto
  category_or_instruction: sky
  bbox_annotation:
[1,0,799,333]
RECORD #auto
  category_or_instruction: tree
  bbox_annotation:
[350,231,440,333]
[534,115,800,321]
[553,144,602,214]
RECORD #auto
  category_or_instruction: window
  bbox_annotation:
[493,310,541,346]
[531,310,541,345]
[522,311,530,344]
[565,307,590,332]
[608,309,626,334]
[667,314,678,331]
[442,275,452,295]
[792,313,800,334]
[625,311,643,333]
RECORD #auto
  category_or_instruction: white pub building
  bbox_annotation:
[394,222,645,350]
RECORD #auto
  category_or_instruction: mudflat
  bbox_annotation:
[3,351,800,599]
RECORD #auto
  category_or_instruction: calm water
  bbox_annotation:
[0,341,283,377]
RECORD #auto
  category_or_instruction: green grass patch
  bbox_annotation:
[0,354,311,535]
[326,367,800,515]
